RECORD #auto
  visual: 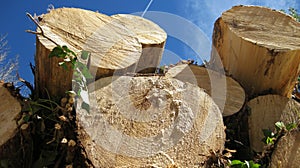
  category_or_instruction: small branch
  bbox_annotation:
[30,62,35,76]
[17,72,34,94]
[26,12,44,34]
[26,12,60,46]
[25,30,41,35]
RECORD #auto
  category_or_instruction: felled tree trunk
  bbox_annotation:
[210,5,300,98]
[247,94,300,152]
[166,64,245,116]
[111,14,167,73]
[35,8,166,98]
[76,76,226,167]
[270,131,300,168]
[0,83,23,166]
[269,95,300,168]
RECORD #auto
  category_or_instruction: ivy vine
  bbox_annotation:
[49,46,93,112]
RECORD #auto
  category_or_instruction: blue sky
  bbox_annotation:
[0,0,299,96]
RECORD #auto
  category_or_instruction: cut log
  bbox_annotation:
[270,131,300,168]
[247,94,300,152]
[35,8,166,98]
[210,5,300,98]
[76,76,225,167]
[269,96,300,168]
[166,64,245,116]
[111,14,167,73]
[36,7,141,98]
[0,83,22,162]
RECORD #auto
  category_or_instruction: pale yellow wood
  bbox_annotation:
[40,8,142,70]
[35,8,167,97]
[210,5,300,98]
[111,14,167,73]
[166,64,245,116]
[77,76,225,167]
[248,94,300,152]
[35,8,142,97]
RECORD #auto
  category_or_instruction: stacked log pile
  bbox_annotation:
[1,5,299,167]
[35,7,228,167]
[166,64,245,116]
[34,6,300,167]
[210,5,300,167]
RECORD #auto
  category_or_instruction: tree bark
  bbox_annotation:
[269,95,300,168]
[247,94,300,152]
[210,5,300,98]
[76,76,225,167]
[35,8,166,98]
[166,64,245,116]
[270,131,300,168]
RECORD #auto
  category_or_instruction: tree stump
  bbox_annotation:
[166,64,245,116]
[247,94,300,152]
[35,8,166,98]
[210,5,300,98]
[0,83,22,165]
[76,76,226,167]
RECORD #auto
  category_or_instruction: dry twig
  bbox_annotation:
[26,12,59,46]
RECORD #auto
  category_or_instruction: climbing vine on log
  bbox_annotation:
[48,46,93,112]
[26,12,93,112]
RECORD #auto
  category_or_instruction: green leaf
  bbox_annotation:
[279,9,286,13]
[76,61,85,69]
[262,129,275,144]
[74,77,82,82]
[262,129,273,138]
[248,160,260,168]
[73,71,81,77]
[23,114,31,122]
[81,101,90,113]
[64,56,71,62]
[286,123,297,131]
[76,62,93,79]
[49,46,66,58]
[81,50,90,60]
[62,45,72,54]
[230,160,244,166]
[66,91,76,97]
[288,7,300,22]
[62,45,77,57]
[62,45,68,51]
[77,88,82,96]
[266,137,274,145]
[230,160,260,168]
[59,62,68,70]
[82,66,93,79]
[71,59,77,65]
[275,121,285,130]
